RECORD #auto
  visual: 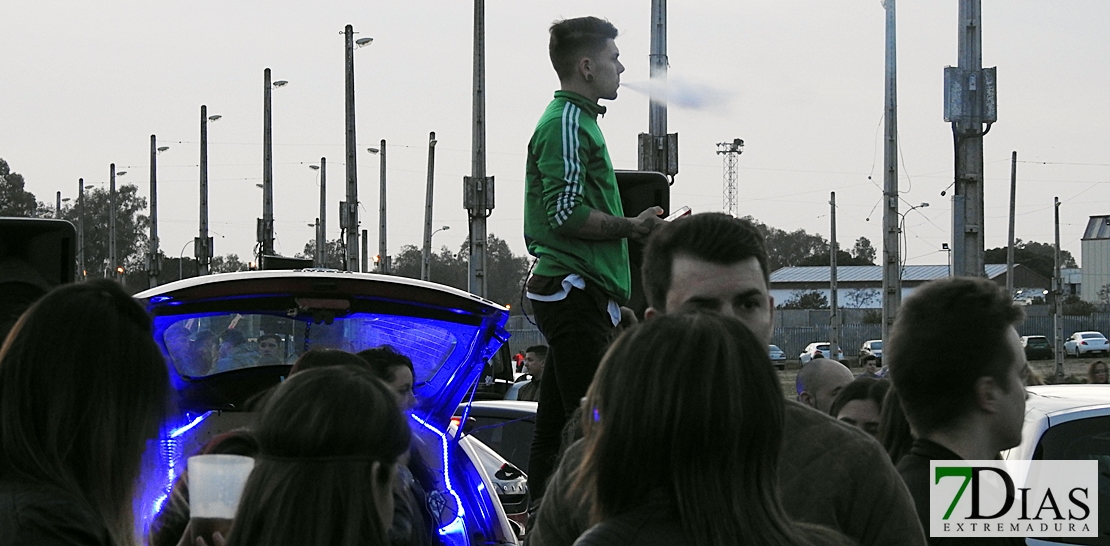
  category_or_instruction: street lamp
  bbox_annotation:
[261,69,289,262]
[941,243,952,276]
[309,161,326,267]
[367,143,387,273]
[423,226,450,281]
[198,107,221,276]
[898,202,930,274]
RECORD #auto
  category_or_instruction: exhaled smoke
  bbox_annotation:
[621,75,731,110]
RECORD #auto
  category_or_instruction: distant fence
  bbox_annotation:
[501,310,1110,361]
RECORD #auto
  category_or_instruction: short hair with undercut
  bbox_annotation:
[887,277,1024,435]
[641,213,770,311]
[525,345,548,360]
[549,17,619,81]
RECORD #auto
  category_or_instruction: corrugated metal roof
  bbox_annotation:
[1083,216,1110,240]
[770,264,1010,283]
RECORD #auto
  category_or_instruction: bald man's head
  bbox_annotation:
[796,359,855,414]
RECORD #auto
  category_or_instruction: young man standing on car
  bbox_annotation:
[527,213,926,546]
[523,16,664,501]
[888,277,1027,545]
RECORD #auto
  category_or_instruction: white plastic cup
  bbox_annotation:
[188,454,255,518]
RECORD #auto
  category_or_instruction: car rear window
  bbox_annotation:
[870,341,883,350]
[1032,416,1110,545]
[1082,333,1106,340]
[816,344,830,351]
[1027,337,1050,347]
[156,311,471,385]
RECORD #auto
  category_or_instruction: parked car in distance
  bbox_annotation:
[1064,331,1110,357]
[799,342,844,364]
[768,345,787,370]
[1001,385,1110,545]
[858,340,883,368]
[1021,335,1054,361]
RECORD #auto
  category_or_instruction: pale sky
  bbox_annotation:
[3,1,1108,271]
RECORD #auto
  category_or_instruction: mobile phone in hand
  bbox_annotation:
[664,206,691,222]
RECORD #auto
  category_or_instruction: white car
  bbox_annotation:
[1001,385,1110,545]
[768,345,787,370]
[799,342,845,364]
[1064,331,1110,357]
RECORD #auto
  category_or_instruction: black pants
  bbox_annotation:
[527,286,614,502]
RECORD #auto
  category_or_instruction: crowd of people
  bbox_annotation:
[0,13,1102,546]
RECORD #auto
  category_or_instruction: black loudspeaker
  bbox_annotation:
[0,218,77,340]
[616,170,670,318]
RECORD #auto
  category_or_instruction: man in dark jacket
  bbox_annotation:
[887,277,1027,545]
[527,213,926,546]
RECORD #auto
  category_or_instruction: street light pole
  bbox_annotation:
[109,163,117,281]
[422,132,438,281]
[378,140,387,273]
[310,160,326,267]
[197,105,218,275]
[425,226,450,282]
[465,0,493,298]
[149,135,165,288]
[343,25,360,272]
[77,178,86,281]
[260,69,287,262]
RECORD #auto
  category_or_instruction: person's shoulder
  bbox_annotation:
[0,481,111,546]
[783,400,891,468]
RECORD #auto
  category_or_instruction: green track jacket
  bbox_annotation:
[524,91,629,303]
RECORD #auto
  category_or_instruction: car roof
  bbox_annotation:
[1025,385,1110,424]
[1021,335,1048,340]
[1072,331,1106,336]
[1006,385,1110,461]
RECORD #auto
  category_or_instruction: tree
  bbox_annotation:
[0,159,39,217]
[853,237,877,263]
[984,239,1076,281]
[295,238,346,269]
[743,216,828,270]
[211,254,249,273]
[778,290,829,309]
[392,233,531,312]
[845,288,879,309]
[57,184,148,280]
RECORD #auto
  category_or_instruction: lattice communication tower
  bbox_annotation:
[716,138,744,216]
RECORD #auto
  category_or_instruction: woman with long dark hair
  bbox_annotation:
[0,280,171,546]
[572,312,852,546]
[225,365,411,546]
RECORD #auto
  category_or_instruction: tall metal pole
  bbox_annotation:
[318,158,326,267]
[422,132,438,281]
[77,178,85,281]
[361,229,369,273]
[109,163,117,281]
[1053,197,1064,380]
[648,0,667,139]
[378,139,388,274]
[197,105,211,276]
[149,135,161,288]
[55,192,61,219]
[1006,151,1017,297]
[950,0,989,278]
[830,192,840,361]
[466,0,490,297]
[881,0,901,343]
[343,25,359,272]
[261,67,275,260]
